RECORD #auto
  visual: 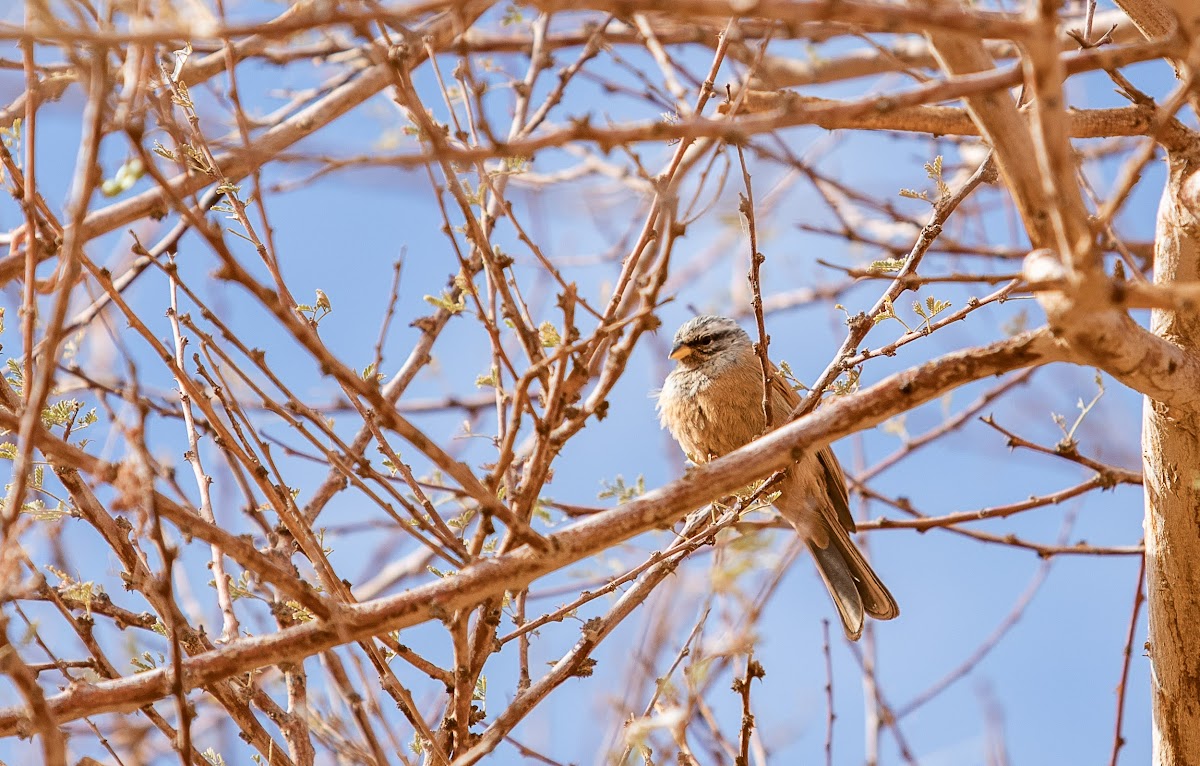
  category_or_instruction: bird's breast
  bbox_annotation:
[658,364,767,462]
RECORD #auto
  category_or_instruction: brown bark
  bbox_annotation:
[1145,144,1200,766]
[1023,249,1200,410]
[1111,0,1177,39]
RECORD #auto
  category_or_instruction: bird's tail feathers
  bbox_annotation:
[807,539,866,641]
[829,518,900,622]
[807,519,900,641]
[775,479,900,640]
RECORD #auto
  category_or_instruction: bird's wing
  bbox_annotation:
[764,360,803,411]
[816,448,856,533]
[765,359,899,631]
[765,361,856,534]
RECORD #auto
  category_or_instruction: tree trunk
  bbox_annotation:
[1145,144,1200,765]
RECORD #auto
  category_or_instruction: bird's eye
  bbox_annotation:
[695,335,713,346]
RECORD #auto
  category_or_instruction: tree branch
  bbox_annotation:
[0,328,1072,734]
[1024,248,1200,410]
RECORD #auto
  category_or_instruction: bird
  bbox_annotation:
[656,315,898,640]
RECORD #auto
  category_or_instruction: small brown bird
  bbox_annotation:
[656,315,898,640]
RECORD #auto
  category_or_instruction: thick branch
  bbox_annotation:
[1112,0,1179,39]
[1024,248,1200,410]
[0,328,1072,734]
[529,0,1034,39]
[747,9,1142,87]
[925,1,1055,248]
[1143,143,1200,766]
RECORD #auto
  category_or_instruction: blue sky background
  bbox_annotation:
[0,1,1168,763]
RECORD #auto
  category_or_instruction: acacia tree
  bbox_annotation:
[0,0,1196,763]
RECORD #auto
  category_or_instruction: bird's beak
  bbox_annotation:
[669,343,693,360]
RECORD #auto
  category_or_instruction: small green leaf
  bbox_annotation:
[286,601,315,622]
[924,155,943,181]
[873,298,909,330]
[424,291,466,315]
[597,475,645,503]
[869,258,905,273]
[475,366,498,388]
[361,362,384,383]
[538,321,561,348]
[831,367,861,396]
[501,2,524,25]
[101,158,145,197]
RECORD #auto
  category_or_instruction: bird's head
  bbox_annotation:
[668,315,751,366]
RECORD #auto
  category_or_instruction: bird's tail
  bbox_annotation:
[806,521,899,641]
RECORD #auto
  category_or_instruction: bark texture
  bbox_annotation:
[1145,144,1200,765]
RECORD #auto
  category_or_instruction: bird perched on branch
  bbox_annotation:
[656,315,898,640]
